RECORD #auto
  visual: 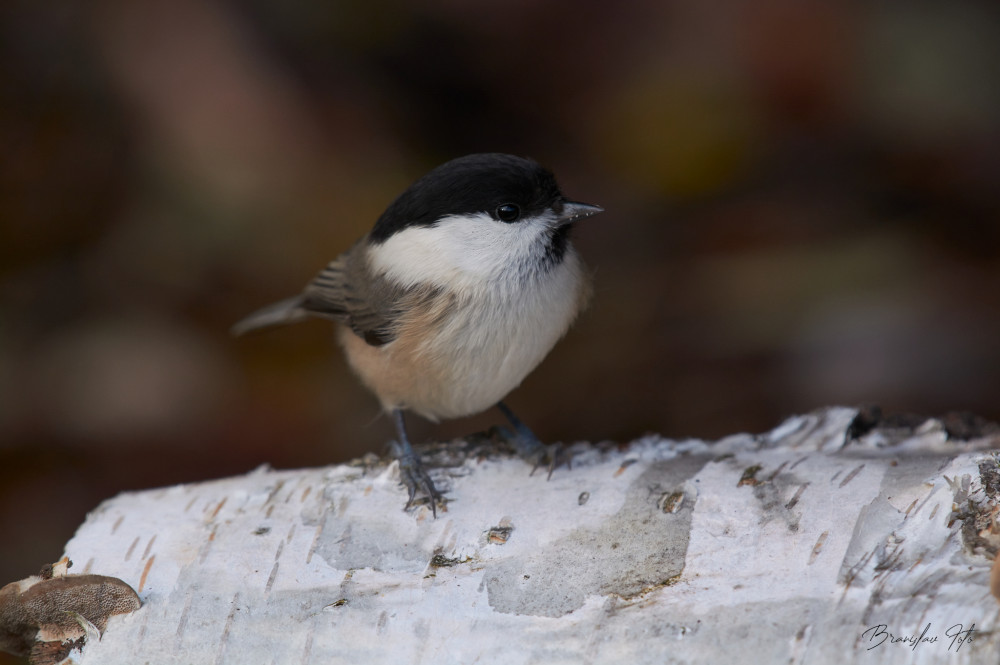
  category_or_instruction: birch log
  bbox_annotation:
[60,407,999,664]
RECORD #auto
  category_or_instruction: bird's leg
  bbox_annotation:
[495,401,568,479]
[391,409,442,517]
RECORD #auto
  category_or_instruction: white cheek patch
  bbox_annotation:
[367,213,554,289]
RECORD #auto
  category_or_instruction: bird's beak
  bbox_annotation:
[556,201,604,227]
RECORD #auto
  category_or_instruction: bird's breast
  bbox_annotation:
[341,251,588,421]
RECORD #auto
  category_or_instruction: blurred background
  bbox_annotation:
[2,0,999,633]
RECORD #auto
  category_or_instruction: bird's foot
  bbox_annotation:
[495,425,571,480]
[391,441,444,517]
[493,402,571,478]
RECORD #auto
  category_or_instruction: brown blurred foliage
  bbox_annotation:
[2,0,999,627]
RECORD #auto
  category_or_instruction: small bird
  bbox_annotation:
[233,153,602,515]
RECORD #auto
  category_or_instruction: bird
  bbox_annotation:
[232,153,603,515]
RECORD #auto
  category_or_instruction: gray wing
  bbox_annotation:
[300,245,406,346]
[232,242,419,347]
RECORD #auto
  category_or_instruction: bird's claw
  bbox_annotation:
[392,441,443,517]
[496,426,571,479]
[533,442,571,479]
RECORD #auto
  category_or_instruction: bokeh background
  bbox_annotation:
[2,0,999,639]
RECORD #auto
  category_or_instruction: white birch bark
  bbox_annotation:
[60,407,1000,664]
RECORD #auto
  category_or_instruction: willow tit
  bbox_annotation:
[233,153,602,515]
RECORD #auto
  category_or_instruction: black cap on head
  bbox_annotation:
[369,153,564,243]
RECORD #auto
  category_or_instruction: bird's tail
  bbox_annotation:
[231,296,310,336]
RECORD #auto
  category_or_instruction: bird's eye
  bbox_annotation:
[495,204,520,222]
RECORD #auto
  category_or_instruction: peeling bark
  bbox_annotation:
[0,558,140,664]
[57,407,999,664]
